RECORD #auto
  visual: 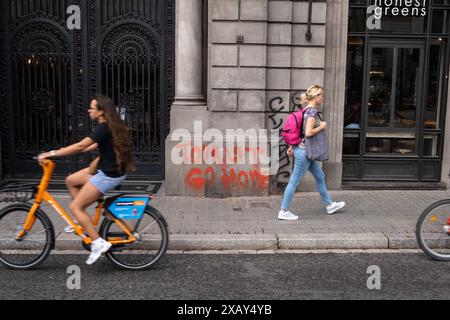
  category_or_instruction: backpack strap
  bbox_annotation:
[293,112,299,128]
[299,106,311,138]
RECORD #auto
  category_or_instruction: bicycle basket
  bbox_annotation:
[0,181,37,202]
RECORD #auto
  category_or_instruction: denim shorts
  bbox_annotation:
[90,170,126,195]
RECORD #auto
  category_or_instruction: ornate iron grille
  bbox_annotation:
[0,0,175,179]
[12,23,72,164]
[100,21,162,174]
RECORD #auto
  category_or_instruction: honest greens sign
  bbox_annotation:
[367,0,428,30]
[373,0,428,16]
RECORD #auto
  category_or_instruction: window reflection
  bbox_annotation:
[367,46,420,128]
[370,15,428,34]
[366,138,416,154]
[344,37,364,129]
[367,47,393,127]
[394,48,420,128]
[343,133,360,155]
[432,10,449,34]
[423,134,440,156]
[424,39,446,129]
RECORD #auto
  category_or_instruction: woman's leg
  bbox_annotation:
[65,168,92,199]
[308,160,332,206]
[69,182,103,240]
[280,148,310,211]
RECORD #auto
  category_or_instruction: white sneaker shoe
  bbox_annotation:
[64,225,75,233]
[326,201,346,215]
[278,210,299,220]
[86,238,112,265]
[64,219,79,233]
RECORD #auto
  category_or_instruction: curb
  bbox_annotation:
[277,233,388,250]
[53,232,420,251]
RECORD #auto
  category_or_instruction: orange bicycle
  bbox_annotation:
[0,160,169,270]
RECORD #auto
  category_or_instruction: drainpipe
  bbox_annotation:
[305,0,313,41]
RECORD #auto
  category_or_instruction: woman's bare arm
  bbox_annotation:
[305,117,326,138]
[81,142,98,153]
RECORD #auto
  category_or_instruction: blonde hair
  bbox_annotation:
[299,93,308,105]
[302,85,325,102]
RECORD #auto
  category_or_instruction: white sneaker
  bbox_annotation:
[64,225,75,233]
[326,201,346,215]
[64,219,79,233]
[86,238,112,265]
[278,210,299,221]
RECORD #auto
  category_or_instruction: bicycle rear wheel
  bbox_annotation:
[0,203,54,269]
[416,199,450,261]
[100,206,169,270]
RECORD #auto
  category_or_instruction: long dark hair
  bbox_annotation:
[92,95,135,173]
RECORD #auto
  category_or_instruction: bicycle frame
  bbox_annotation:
[17,160,136,246]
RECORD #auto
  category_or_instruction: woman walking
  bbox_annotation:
[278,85,345,220]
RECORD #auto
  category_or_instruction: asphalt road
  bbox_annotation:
[0,252,449,300]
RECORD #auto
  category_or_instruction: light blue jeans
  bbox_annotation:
[280,146,332,211]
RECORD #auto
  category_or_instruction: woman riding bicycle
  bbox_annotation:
[37,95,134,265]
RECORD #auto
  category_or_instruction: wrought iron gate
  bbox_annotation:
[0,0,174,179]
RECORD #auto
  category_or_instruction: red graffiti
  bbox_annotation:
[177,143,266,165]
[185,165,269,191]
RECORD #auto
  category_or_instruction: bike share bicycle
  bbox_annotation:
[0,159,169,270]
[416,199,450,261]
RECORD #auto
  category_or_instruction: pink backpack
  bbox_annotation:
[281,107,309,145]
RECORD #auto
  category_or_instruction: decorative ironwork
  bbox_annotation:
[0,0,174,179]
[119,90,144,115]
[165,0,175,137]
[98,3,165,177]
[11,18,72,166]
[0,1,8,171]
[30,90,55,114]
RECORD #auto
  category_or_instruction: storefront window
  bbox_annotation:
[345,1,449,181]
[344,37,365,129]
[370,15,428,34]
[349,8,367,32]
[432,10,449,33]
[343,133,360,155]
[394,47,420,128]
[367,47,394,127]
[433,0,450,5]
[424,39,447,129]
[366,137,416,154]
[423,134,441,156]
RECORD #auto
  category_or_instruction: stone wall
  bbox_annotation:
[165,0,348,197]
[208,0,329,196]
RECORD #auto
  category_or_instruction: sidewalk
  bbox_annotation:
[8,189,448,251]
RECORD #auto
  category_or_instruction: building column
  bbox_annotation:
[165,0,209,195]
[323,0,349,189]
[170,0,208,132]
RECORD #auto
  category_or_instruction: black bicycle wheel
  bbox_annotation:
[416,199,450,261]
[100,206,169,270]
[0,203,54,269]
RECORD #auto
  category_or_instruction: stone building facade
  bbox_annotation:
[1,0,449,197]
[165,0,348,196]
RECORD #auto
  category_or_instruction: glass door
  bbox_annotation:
[365,40,425,156]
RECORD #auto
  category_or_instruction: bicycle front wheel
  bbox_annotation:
[416,199,450,261]
[0,203,54,269]
[101,206,169,270]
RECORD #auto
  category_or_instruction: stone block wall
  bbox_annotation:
[208,0,328,195]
